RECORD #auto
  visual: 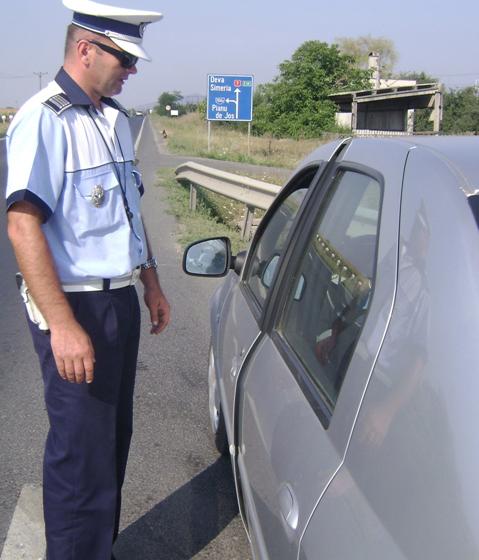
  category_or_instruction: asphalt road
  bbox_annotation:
[0,120,254,559]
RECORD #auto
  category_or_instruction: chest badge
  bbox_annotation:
[91,185,105,207]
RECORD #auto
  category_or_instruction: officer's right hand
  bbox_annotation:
[50,320,96,384]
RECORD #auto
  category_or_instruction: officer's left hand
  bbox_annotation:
[143,285,170,334]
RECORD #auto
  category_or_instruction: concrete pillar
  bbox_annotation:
[368,52,380,89]
[407,109,415,134]
[351,99,358,132]
[189,183,197,211]
[241,205,255,239]
[432,90,443,133]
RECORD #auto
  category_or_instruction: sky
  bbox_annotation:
[1,0,478,110]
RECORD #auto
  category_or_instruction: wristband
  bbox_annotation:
[141,257,158,270]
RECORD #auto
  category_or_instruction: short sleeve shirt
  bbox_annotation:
[5,68,147,283]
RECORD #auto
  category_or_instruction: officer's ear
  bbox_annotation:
[76,39,92,67]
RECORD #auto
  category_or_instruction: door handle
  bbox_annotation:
[230,355,239,377]
[230,348,246,378]
[278,483,299,530]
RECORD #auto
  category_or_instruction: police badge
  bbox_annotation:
[91,184,105,207]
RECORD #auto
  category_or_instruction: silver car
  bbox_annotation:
[183,136,479,559]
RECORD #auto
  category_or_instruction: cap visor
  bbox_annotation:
[111,37,151,61]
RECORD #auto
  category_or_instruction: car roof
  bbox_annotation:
[299,136,479,196]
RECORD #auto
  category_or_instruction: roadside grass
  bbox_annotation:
[157,167,251,254]
[152,112,340,169]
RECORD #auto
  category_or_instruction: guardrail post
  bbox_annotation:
[241,205,255,239]
[189,183,197,211]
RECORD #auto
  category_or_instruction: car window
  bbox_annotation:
[244,169,319,310]
[279,169,381,413]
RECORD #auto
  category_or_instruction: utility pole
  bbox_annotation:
[33,71,48,91]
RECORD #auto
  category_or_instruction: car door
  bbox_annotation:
[299,141,479,560]
[235,142,405,560]
[214,164,323,450]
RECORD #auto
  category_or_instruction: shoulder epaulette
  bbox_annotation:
[102,97,130,117]
[42,92,72,115]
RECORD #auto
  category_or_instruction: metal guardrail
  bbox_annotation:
[175,161,281,238]
[175,161,378,240]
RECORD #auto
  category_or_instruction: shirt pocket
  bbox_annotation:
[72,170,127,233]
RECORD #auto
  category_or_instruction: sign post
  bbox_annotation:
[206,74,254,153]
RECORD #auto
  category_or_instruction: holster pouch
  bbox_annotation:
[16,272,49,332]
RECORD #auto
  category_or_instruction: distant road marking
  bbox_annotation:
[0,484,45,560]
[134,116,146,154]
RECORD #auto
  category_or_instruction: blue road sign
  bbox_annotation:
[207,74,254,122]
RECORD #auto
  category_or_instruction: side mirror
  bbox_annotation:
[183,237,232,277]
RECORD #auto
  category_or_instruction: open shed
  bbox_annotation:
[329,83,443,134]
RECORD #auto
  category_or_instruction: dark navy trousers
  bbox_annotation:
[28,286,141,560]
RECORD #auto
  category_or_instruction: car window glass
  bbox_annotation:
[245,170,317,309]
[279,170,381,412]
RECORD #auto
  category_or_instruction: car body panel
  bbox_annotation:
[323,139,409,451]
[299,141,479,558]
[210,269,258,449]
[402,135,479,194]
[192,136,479,559]
[237,335,343,559]
[293,138,347,174]
[232,139,410,559]
[298,464,408,560]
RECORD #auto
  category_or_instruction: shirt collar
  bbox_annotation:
[55,67,92,106]
[54,67,117,109]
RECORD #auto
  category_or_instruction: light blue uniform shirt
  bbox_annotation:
[6,68,147,283]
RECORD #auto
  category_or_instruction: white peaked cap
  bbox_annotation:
[63,0,163,61]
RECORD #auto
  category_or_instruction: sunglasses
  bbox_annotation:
[87,40,138,69]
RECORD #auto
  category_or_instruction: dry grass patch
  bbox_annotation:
[152,112,340,169]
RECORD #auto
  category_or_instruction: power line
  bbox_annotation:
[0,73,32,79]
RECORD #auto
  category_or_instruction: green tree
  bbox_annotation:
[155,91,184,116]
[335,35,398,77]
[197,98,207,119]
[252,83,276,135]
[442,87,479,134]
[253,41,371,138]
[395,71,437,84]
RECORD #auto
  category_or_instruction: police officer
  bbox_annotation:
[5,1,170,559]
